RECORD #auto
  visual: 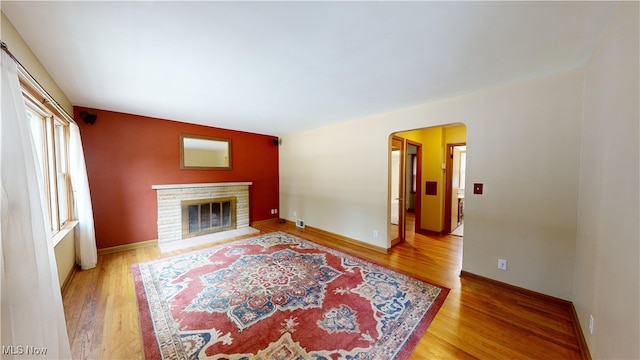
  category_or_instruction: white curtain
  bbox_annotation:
[1,52,71,358]
[69,124,97,270]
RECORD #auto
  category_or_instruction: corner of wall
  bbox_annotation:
[573,2,640,358]
[1,11,73,114]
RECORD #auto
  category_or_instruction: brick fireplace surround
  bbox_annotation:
[152,182,252,244]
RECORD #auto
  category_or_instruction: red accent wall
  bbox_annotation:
[74,107,279,249]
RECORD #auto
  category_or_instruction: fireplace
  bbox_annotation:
[152,182,251,244]
[182,197,236,238]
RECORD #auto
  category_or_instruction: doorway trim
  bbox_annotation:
[390,136,406,245]
[444,142,466,234]
[407,139,422,233]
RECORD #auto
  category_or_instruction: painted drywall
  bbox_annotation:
[1,12,73,114]
[280,69,582,300]
[75,107,279,249]
[445,125,466,145]
[53,230,75,289]
[417,127,446,232]
[573,3,640,359]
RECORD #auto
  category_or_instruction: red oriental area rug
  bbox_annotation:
[132,231,449,359]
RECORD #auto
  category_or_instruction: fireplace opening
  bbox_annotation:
[181,197,236,238]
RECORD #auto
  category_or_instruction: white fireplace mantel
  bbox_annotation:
[152,182,252,190]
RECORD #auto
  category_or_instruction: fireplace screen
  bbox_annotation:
[181,197,236,238]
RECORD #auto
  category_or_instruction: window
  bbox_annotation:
[23,88,72,235]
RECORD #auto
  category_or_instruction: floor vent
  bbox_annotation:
[295,219,305,229]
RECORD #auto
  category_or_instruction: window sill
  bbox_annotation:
[52,220,79,247]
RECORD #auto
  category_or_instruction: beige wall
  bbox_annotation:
[280,68,583,300]
[53,230,76,289]
[573,3,639,359]
[1,12,73,114]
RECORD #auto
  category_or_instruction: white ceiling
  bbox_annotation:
[3,1,617,136]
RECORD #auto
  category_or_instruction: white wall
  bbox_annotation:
[280,68,583,299]
[573,3,640,359]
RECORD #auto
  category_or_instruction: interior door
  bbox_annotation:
[391,136,406,244]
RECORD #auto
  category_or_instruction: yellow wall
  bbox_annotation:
[421,127,445,231]
[444,125,466,144]
[397,127,443,232]
[396,124,466,233]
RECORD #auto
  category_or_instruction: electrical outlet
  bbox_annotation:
[274,209,278,214]
[498,259,507,271]
[373,230,378,238]
[589,315,594,334]
[293,211,297,217]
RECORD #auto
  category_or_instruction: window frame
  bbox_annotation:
[21,82,73,237]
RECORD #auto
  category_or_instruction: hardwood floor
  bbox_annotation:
[62,220,584,359]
